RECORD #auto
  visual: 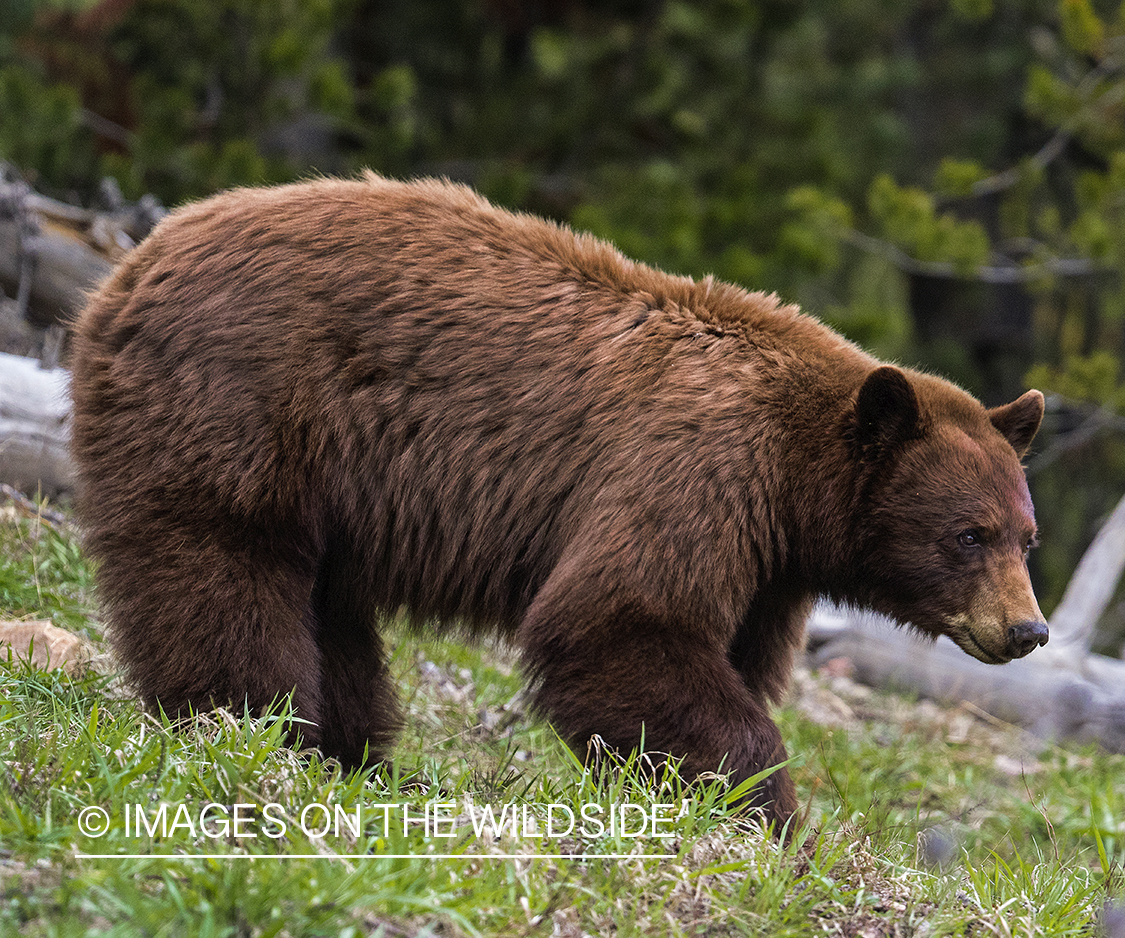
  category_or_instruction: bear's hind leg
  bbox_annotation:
[306,543,402,772]
[91,519,328,748]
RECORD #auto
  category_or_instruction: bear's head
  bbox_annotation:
[850,366,1048,664]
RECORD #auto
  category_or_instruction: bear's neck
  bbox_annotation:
[743,351,873,602]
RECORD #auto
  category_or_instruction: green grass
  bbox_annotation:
[1,507,1122,936]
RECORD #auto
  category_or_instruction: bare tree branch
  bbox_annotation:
[841,227,1099,284]
[964,129,1072,201]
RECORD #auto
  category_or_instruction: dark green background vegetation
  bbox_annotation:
[3,0,1124,649]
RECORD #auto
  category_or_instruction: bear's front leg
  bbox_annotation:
[517,571,797,834]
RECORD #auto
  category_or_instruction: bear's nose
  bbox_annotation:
[1007,620,1049,658]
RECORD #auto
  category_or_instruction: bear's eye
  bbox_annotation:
[1024,535,1039,556]
[957,529,983,549]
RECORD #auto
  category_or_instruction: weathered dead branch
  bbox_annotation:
[0,165,162,332]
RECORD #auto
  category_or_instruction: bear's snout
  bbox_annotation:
[1007,620,1049,658]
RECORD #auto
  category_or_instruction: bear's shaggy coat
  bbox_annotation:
[70,174,1048,830]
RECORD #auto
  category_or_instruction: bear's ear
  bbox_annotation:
[989,389,1044,458]
[854,366,922,459]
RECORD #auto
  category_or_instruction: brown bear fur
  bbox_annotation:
[69,173,1048,832]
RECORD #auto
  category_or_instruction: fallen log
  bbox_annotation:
[806,606,1125,752]
[0,167,162,494]
[0,351,72,497]
[0,165,162,330]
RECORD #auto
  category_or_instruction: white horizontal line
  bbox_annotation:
[75,853,675,860]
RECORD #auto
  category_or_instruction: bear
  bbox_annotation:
[69,172,1048,833]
